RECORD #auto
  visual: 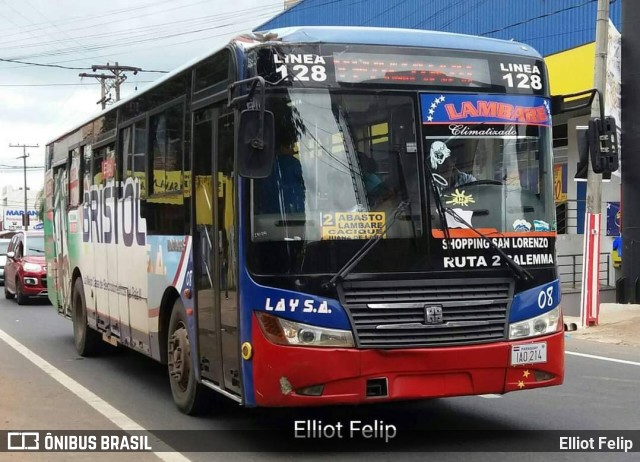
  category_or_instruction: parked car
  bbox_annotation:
[0,238,10,285]
[3,231,47,304]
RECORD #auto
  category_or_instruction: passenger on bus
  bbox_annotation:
[358,152,394,209]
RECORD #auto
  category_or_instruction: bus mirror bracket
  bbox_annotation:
[228,76,276,178]
[550,88,602,118]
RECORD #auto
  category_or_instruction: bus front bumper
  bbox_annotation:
[250,315,564,407]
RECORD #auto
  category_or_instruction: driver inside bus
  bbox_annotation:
[429,140,476,191]
[256,136,306,215]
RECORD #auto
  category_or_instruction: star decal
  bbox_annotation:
[523,370,531,378]
[426,95,447,123]
[517,380,525,389]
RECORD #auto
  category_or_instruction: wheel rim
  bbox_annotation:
[168,321,190,392]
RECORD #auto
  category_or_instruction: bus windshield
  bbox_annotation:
[248,89,554,275]
[252,90,422,243]
[427,127,555,234]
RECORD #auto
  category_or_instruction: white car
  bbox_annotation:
[0,238,10,285]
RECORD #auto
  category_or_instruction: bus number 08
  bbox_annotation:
[537,286,554,309]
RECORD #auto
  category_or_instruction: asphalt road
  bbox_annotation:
[0,296,638,461]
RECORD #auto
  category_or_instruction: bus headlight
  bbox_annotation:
[256,312,355,347]
[509,307,562,340]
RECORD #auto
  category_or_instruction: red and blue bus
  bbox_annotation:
[45,26,563,414]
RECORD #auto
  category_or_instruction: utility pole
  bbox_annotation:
[79,62,141,109]
[78,72,115,109]
[9,143,39,231]
[581,0,610,327]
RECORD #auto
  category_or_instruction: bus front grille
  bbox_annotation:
[339,278,513,348]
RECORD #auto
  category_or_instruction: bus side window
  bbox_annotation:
[69,148,82,208]
[120,126,131,186]
[121,120,148,197]
[149,103,183,196]
[82,145,92,200]
[145,102,188,235]
[93,145,116,187]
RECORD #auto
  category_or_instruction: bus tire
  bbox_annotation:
[167,297,211,415]
[72,279,102,356]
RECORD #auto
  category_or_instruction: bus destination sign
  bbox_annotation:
[333,52,491,87]
[261,45,546,94]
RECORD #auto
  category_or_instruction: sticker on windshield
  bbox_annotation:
[445,209,473,229]
[321,212,386,240]
[513,219,532,232]
[534,220,550,232]
[420,93,551,130]
[445,189,475,207]
[429,141,451,169]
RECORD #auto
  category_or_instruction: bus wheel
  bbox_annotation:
[167,298,211,415]
[15,279,28,305]
[72,279,101,356]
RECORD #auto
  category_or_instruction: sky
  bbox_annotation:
[0,0,285,207]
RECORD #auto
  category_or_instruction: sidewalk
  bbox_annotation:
[564,303,640,347]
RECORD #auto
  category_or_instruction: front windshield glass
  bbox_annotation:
[246,90,555,276]
[0,240,9,254]
[252,90,422,243]
[25,236,45,255]
[422,93,555,235]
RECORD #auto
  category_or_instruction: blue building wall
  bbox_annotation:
[256,0,622,57]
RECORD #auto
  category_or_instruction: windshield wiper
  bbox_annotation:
[425,162,451,241]
[28,248,45,253]
[444,208,533,282]
[322,201,411,290]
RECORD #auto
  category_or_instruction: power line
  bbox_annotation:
[0,3,283,59]
[0,0,212,40]
[0,56,167,73]
[479,0,597,36]
[3,11,280,69]
[0,81,152,87]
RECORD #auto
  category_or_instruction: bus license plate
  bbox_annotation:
[511,342,547,365]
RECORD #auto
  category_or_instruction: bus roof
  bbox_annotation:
[253,26,542,59]
[47,26,541,147]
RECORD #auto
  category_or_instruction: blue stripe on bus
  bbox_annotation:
[509,279,561,322]
[238,170,256,407]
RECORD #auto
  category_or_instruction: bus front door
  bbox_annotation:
[193,106,241,396]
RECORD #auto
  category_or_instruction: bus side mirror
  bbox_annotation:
[237,109,275,179]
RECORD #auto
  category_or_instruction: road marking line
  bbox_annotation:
[0,327,190,462]
[478,394,502,398]
[566,350,640,367]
